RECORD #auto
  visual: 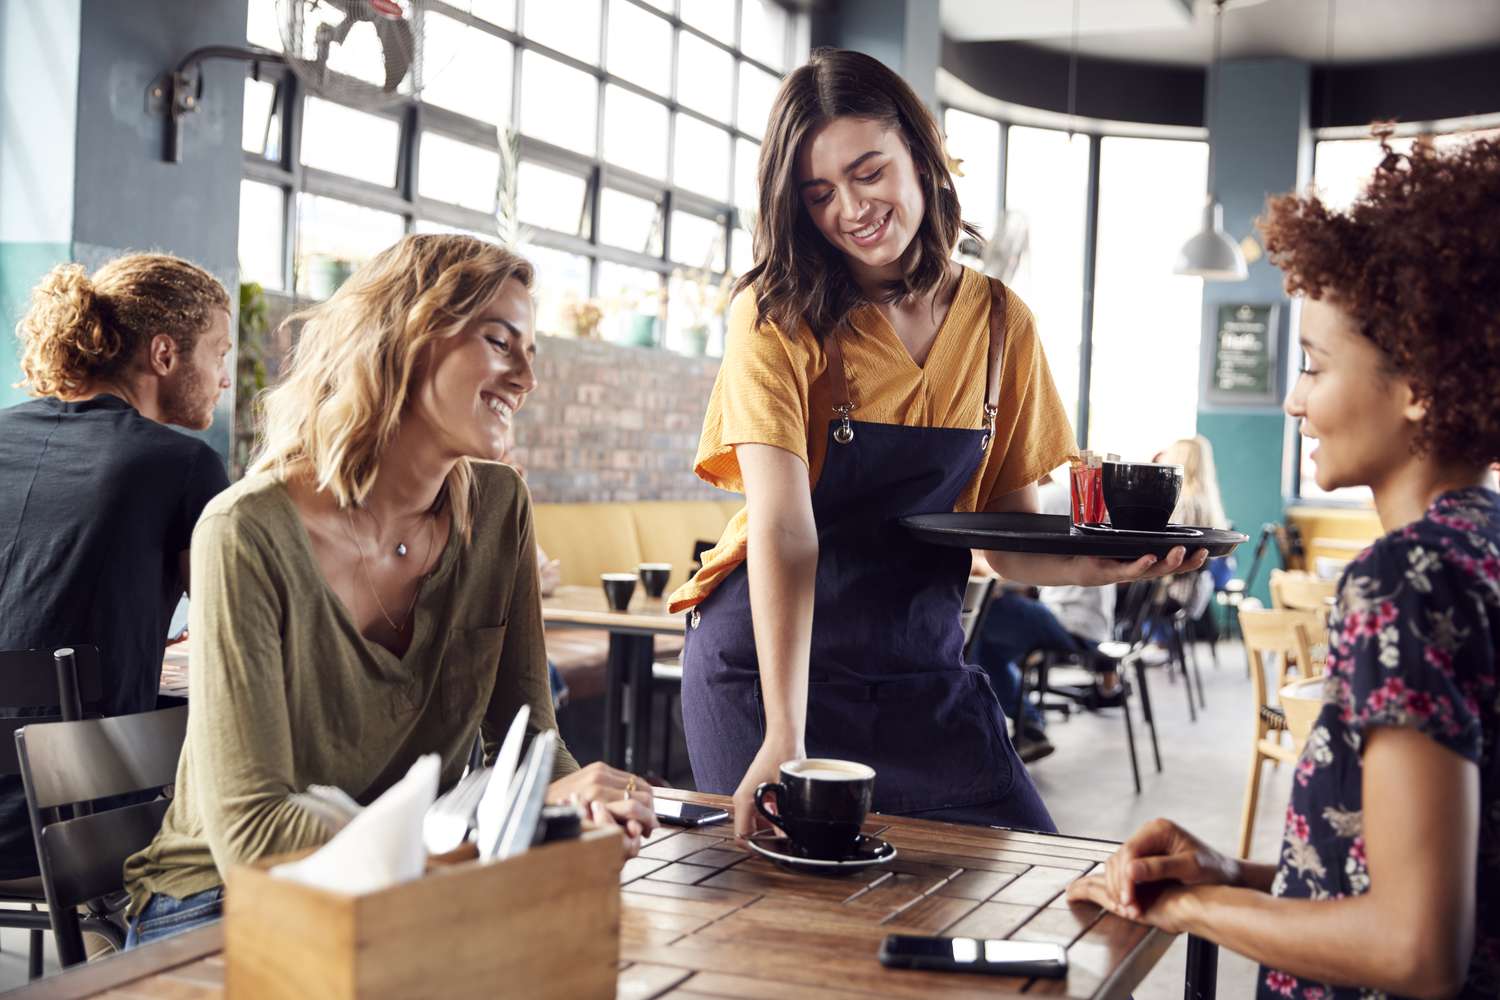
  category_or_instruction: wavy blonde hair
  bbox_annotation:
[1160,435,1229,530]
[250,234,534,540]
[15,253,228,398]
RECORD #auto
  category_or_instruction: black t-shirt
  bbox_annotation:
[0,394,228,878]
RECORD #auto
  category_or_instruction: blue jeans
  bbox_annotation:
[124,886,224,948]
[974,593,1085,734]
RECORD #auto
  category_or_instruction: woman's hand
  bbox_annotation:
[986,545,1210,587]
[537,557,562,597]
[1065,873,1199,934]
[1067,818,1240,919]
[733,733,804,838]
[548,761,657,857]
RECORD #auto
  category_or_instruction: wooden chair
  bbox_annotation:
[1236,608,1320,858]
[0,646,103,979]
[1269,569,1337,612]
[18,706,188,967]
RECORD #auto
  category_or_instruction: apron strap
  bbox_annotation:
[981,276,1009,450]
[826,327,856,445]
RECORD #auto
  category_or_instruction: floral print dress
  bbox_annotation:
[1260,487,1499,999]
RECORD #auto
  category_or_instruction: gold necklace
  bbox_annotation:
[342,507,436,635]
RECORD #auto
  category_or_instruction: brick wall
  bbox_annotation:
[513,335,732,503]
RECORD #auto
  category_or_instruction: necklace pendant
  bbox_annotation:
[395,542,408,558]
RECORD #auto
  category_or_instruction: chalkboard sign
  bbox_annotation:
[1210,303,1278,403]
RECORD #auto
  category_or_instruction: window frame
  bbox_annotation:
[240,0,800,321]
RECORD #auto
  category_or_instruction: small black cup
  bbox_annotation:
[1101,461,1184,532]
[637,563,672,598]
[601,573,637,611]
[754,759,875,860]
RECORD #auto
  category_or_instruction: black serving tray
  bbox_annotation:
[900,512,1247,560]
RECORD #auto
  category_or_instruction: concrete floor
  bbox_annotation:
[0,640,1291,997]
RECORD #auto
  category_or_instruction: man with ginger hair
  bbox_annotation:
[0,253,231,882]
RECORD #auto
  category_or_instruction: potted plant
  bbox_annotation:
[231,281,271,479]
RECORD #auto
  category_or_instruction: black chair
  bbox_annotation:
[17,706,188,968]
[0,646,103,979]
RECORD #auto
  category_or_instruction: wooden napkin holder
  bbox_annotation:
[225,826,621,999]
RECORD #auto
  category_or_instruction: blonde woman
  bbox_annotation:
[0,253,230,883]
[123,235,655,947]
[1159,435,1229,530]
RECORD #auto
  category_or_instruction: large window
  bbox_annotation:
[1005,126,1090,436]
[238,0,803,353]
[1089,137,1207,462]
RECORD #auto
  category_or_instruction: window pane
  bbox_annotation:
[422,13,513,126]
[525,244,593,337]
[299,98,399,187]
[516,161,589,235]
[1005,126,1088,435]
[606,0,672,95]
[294,194,405,296]
[669,210,725,271]
[734,138,760,217]
[603,86,668,179]
[736,62,779,139]
[943,109,1000,239]
[419,132,500,213]
[520,50,597,154]
[680,0,735,43]
[741,0,788,70]
[242,77,279,156]
[673,114,730,200]
[676,32,733,121]
[239,180,284,291]
[1089,136,1208,461]
[598,262,662,344]
[730,225,754,277]
[599,188,663,255]
[524,0,601,64]
[246,0,283,51]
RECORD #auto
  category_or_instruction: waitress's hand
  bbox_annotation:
[733,733,805,839]
[1032,545,1211,587]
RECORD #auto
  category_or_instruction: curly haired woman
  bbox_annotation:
[1068,128,1500,999]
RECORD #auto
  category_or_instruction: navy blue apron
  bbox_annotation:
[681,278,1055,831]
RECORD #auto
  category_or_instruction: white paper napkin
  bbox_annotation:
[271,754,440,895]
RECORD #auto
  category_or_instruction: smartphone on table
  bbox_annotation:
[654,799,730,828]
[878,935,1068,978]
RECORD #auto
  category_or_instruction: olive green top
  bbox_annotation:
[124,462,577,913]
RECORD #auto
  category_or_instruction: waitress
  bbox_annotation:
[667,48,1204,836]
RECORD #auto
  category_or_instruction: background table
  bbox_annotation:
[542,585,684,772]
[5,789,1218,999]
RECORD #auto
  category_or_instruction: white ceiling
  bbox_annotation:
[940,0,1500,66]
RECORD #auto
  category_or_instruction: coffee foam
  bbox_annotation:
[784,758,874,781]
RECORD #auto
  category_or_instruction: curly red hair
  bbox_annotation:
[1259,126,1500,468]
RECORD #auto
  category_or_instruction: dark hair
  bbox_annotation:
[736,47,976,342]
[1259,125,1500,468]
[16,253,229,398]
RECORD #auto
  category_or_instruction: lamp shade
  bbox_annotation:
[1174,200,1247,280]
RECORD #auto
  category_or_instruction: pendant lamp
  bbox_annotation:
[1175,0,1247,280]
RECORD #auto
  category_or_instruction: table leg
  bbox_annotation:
[627,635,655,776]
[1184,935,1218,1000]
[604,635,629,768]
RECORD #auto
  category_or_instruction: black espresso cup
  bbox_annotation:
[754,758,875,860]
[1101,461,1184,532]
[600,573,637,611]
[637,563,672,598]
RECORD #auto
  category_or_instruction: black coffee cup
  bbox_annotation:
[601,573,637,611]
[637,563,671,598]
[1101,461,1184,532]
[754,758,874,860]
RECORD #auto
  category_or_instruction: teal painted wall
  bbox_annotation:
[0,241,73,409]
[1198,410,1287,604]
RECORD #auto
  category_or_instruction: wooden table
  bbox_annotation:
[542,585,685,772]
[5,789,1219,999]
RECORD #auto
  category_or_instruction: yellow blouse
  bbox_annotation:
[667,266,1077,613]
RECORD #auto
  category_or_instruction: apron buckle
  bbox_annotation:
[689,609,701,630]
[833,404,854,445]
[980,403,998,451]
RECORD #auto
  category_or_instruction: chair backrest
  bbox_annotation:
[1269,569,1338,612]
[1237,608,1322,711]
[0,645,105,775]
[17,707,188,965]
[960,575,997,654]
